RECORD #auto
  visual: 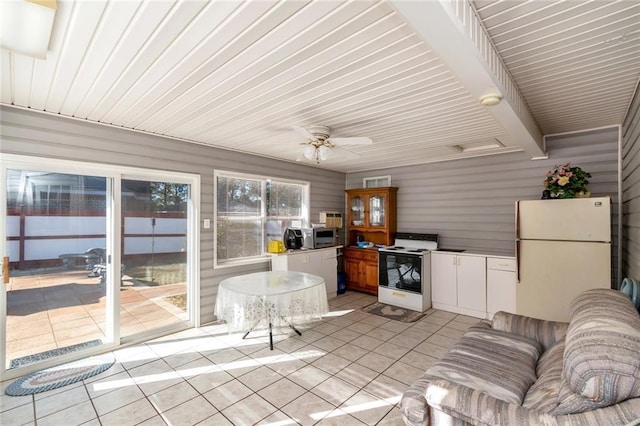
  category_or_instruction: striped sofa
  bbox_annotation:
[400,289,640,425]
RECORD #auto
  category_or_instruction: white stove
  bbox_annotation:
[378,233,438,312]
[379,233,439,255]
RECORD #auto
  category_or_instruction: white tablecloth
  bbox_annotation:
[214,271,329,331]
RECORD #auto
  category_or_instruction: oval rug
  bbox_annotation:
[5,353,115,396]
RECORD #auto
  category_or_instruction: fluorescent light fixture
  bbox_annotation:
[0,0,57,59]
[462,143,502,152]
[451,140,504,153]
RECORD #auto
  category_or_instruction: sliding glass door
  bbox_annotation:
[1,156,199,379]
[119,179,190,340]
[3,169,113,372]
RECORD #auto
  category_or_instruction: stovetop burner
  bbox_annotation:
[379,232,439,255]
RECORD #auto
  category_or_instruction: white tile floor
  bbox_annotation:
[0,291,479,426]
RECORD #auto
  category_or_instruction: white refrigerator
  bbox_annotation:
[515,197,611,322]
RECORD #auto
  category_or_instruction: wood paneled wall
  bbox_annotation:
[0,106,346,324]
[347,127,621,284]
[622,85,640,282]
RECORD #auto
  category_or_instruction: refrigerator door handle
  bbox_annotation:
[515,200,521,283]
[516,239,521,283]
[515,200,520,240]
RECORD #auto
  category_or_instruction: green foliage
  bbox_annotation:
[150,183,188,211]
[544,163,591,198]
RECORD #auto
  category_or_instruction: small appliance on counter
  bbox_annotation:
[301,227,338,249]
[283,228,304,250]
[267,240,286,254]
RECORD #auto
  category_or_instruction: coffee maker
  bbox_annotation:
[283,228,304,250]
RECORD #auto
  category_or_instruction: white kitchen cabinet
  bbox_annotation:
[270,247,339,299]
[320,249,338,298]
[431,253,458,306]
[431,252,486,318]
[486,257,517,319]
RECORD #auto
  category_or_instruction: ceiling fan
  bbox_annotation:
[292,125,373,163]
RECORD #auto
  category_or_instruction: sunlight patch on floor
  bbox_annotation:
[311,396,400,420]
[92,349,326,391]
[323,309,354,317]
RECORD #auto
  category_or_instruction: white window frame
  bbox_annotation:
[363,175,392,188]
[214,170,310,268]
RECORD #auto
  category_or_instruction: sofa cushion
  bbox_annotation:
[492,311,568,353]
[522,338,565,413]
[425,323,541,405]
[553,289,640,415]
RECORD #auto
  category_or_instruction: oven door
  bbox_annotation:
[378,251,423,294]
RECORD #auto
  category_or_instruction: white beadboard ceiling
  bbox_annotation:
[1,0,638,173]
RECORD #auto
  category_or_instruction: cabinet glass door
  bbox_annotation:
[350,195,364,226]
[369,194,385,227]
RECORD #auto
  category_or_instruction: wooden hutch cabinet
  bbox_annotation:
[343,187,398,295]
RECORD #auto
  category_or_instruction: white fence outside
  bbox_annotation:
[7,215,187,262]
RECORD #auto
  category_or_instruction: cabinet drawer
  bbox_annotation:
[487,257,516,271]
[344,248,378,262]
[361,250,378,263]
[344,248,365,260]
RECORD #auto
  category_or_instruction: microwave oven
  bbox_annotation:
[301,227,338,249]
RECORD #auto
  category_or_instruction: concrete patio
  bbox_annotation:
[6,269,187,369]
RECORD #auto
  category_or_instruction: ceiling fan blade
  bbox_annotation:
[331,146,361,160]
[329,136,372,146]
[291,125,317,141]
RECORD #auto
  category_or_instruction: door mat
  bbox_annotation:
[10,339,102,369]
[5,353,115,396]
[361,302,426,323]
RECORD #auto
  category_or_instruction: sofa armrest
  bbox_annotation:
[492,311,569,352]
[425,379,558,425]
[400,375,431,426]
[556,398,640,425]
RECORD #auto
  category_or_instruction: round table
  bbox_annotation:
[214,270,329,349]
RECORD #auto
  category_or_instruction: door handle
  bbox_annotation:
[515,200,520,240]
[515,200,521,282]
[516,240,521,283]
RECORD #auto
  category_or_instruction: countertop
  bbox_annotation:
[432,249,515,259]
[344,245,515,259]
[267,245,343,256]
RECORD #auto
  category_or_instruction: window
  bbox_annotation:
[215,171,309,266]
[363,175,391,188]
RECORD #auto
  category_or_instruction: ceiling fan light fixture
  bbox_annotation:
[318,145,331,161]
[480,93,502,107]
[303,145,316,160]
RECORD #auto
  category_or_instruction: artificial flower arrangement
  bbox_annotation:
[544,163,591,199]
